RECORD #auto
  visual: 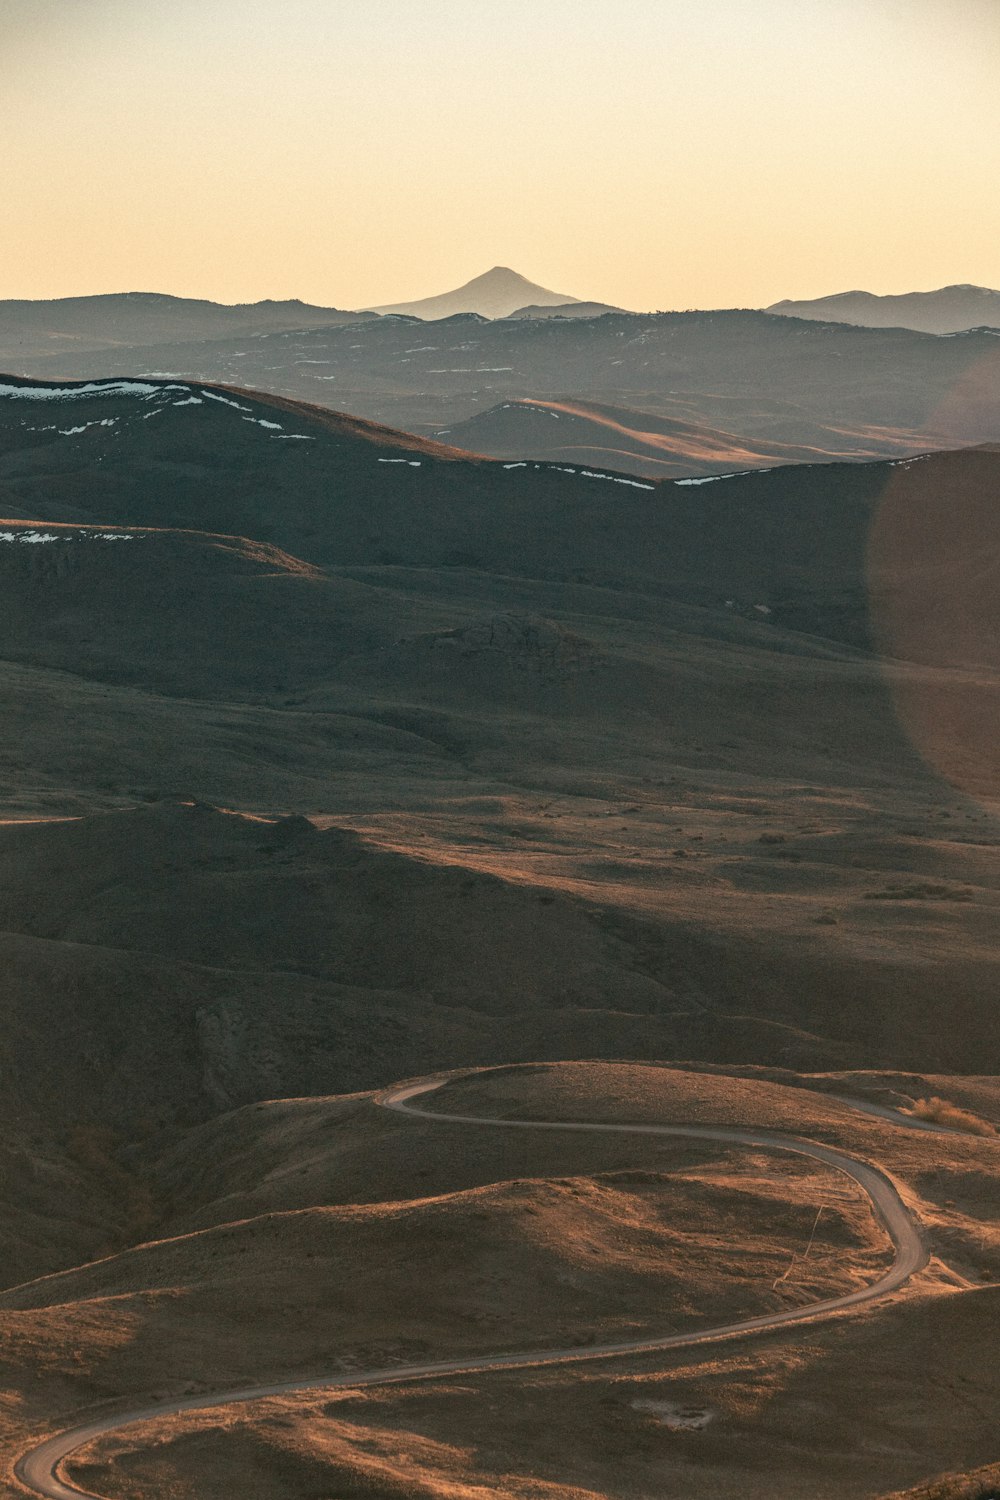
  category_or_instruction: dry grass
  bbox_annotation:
[908,1097,996,1136]
[880,1464,1000,1499]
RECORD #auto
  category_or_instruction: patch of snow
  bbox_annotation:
[243,417,283,431]
[579,469,655,491]
[674,469,767,486]
[503,462,528,469]
[378,458,422,467]
[172,396,203,407]
[273,434,314,440]
[0,527,135,544]
[200,390,253,412]
[0,380,188,403]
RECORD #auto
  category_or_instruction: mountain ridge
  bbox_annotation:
[767,282,1000,335]
[0,290,376,359]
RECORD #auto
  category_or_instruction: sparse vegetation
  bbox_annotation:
[908,1097,996,1136]
[864,883,974,902]
[880,1466,1000,1499]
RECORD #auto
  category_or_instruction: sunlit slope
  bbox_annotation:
[436,395,867,477]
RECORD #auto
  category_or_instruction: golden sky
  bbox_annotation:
[4,0,999,310]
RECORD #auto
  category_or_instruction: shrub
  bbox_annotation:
[908,1096,995,1136]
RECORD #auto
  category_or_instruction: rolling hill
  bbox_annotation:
[434,395,910,477]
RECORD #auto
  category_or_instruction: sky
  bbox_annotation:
[3,0,999,310]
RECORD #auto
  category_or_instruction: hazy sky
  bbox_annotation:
[4,0,999,309]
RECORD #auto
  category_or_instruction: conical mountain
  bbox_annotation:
[366,265,580,320]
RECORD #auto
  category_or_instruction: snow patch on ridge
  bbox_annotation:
[579,469,655,491]
[0,528,134,544]
[200,390,253,412]
[0,380,187,402]
[674,469,770,486]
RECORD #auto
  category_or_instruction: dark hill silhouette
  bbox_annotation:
[3,375,1000,672]
[506,301,625,320]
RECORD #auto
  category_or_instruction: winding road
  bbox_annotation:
[14,1069,930,1499]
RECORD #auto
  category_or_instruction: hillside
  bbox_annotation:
[768,283,1000,335]
[7,1063,1000,1500]
[3,377,1000,663]
[435,395,907,476]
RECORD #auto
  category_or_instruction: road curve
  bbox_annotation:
[14,1067,929,1499]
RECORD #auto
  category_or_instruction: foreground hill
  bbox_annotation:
[2,375,1000,1495]
[6,1063,1000,1499]
[10,309,999,463]
[3,377,1000,668]
[768,283,1000,335]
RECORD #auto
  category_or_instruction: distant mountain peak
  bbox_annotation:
[366,266,582,321]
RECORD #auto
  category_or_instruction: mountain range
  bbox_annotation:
[7,305,998,474]
[768,282,1000,335]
